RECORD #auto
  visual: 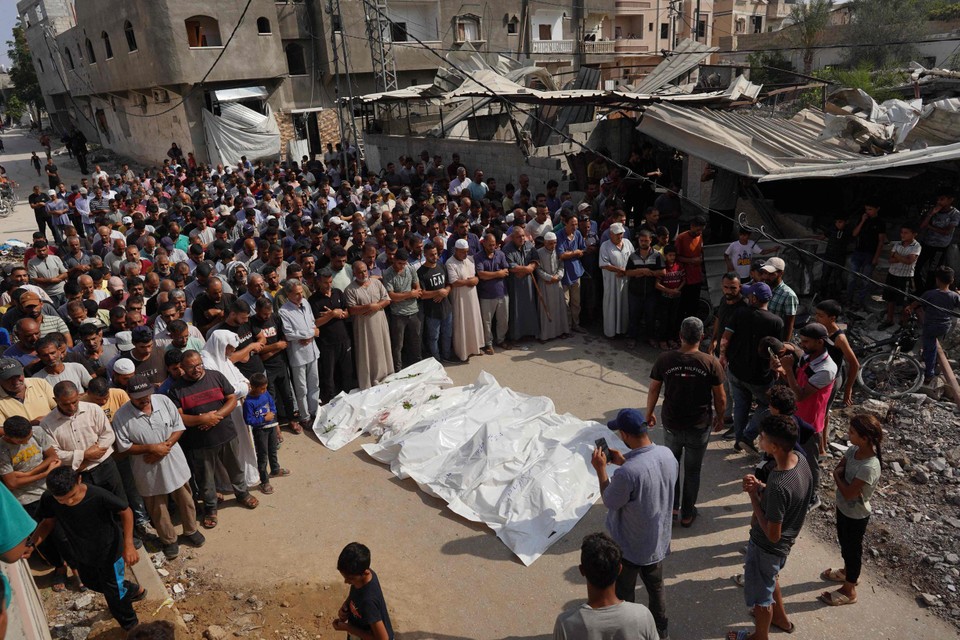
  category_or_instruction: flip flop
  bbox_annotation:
[820,568,848,583]
[202,513,218,529]
[269,468,291,477]
[129,586,148,603]
[238,495,259,509]
[818,590,857,606]
[732,573,745,587]
[749,608,796,633]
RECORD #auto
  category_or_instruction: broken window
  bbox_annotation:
[185,16,223,47]
[456,15,482,42]
[285,42,307,76]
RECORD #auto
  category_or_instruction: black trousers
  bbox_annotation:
[252,427,280,484]
[77,557,139,630]
[836,510,869,584]
[266,366,296,423]
[319,340,355,404]
[616,559,668,637]
[81,458,128,506]
[34,210,48,238]
[679,282,702,321]
[390,313,422,370]
[914,244,949,293]
[114,455,149,526]
[184,438,249,513]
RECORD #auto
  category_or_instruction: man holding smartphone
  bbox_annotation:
[591,409,678,640]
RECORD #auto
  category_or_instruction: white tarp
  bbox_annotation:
[313,360,624,565]
[202,102,280,167]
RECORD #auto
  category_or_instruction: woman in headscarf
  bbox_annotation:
[201,330,260,489]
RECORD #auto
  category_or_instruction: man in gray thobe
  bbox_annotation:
[504,227,539,342]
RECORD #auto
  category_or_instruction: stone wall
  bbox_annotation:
[318,110,340,147]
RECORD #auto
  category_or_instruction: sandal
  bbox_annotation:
[238,495,259,509]
[732,573,745,587]
[51,569,68,592]
[820,568,851,583]
[202,513,218,529]
[819,590,857,606]
[269,468,291,478]
[259,482,274,495]
[129,586,148,603]
[290,423,304,434]
[680,507,698,528]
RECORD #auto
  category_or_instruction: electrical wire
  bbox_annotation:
[360,1,960,319]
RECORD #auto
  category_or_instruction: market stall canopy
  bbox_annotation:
[637,103,960,182]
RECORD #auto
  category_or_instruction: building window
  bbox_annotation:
[185,16,222,47]
[750,16,763,33]
[649,22,654,32]
[696,17,707,39]
[86,38,96,63]
[124,21,138,51]
[102,31,113,59]
[455,15,482,42]
[660,22,669,39]
[332,14,342,32]
[390,22,408,42]
[257,17,271,34]
[538,24,552,40]
[735,17,745,33]
[507,16,519,34]
[285,42,307,76]
[64,48,74,69]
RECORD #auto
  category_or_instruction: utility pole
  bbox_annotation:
[327,0,365,169]
[694,0,701,42]
[363,0,400,125]
[573,0,584,72]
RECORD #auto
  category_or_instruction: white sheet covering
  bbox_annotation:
[202,102,281,167]
[315,360,624,565]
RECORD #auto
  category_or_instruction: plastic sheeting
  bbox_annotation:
[312,358,624,565]
[202,102,280,167]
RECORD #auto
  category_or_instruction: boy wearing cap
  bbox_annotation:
[591,409,678,640]
[759,257,798,342]
[113,375,203,560]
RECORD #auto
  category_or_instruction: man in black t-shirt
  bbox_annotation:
[309,268,354,404]
[192,277,236,338]
[848,202,887,308]
[647,317,725,526]
[168,350,257,525]
[334,542,395,640]
[250,297,299,432]
[28,185,49,240]
[710,273,747,436]
[719,282,783,453]
[32,467,146,631]
[417,244,454,362]
[218,299,266,380]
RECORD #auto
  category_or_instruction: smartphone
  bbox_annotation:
[595,438,611,460]
[767,347,776,358]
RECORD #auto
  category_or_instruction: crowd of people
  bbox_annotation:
[0,139,952,638]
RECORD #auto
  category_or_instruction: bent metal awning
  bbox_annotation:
[637,103,960,182]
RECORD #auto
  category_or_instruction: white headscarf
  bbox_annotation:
[202,330,249,398]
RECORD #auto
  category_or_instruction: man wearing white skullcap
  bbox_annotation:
[535,232,570,340]
[446,238,484,361]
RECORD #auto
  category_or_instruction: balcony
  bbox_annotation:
[614,38,650,53]
[531,39,574,54]
[583,40,616,54]
[615,0,652,15]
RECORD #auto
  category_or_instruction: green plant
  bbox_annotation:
[816,66,906,102]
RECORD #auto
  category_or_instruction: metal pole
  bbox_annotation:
[328,0,349,176]
[694,0,701,42]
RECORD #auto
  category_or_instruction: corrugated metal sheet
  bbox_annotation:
[630,39,718,95]
[638,103,960,182]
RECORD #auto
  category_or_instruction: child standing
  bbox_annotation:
[655,245,684,349]
[31,467,146,632]
[819,414,883,606]
[880,223,921,329]
[243,373,289,495]
[819,214,851,299]
[905,265,960,384]
[724,227,777,282]
[333,542,395,640]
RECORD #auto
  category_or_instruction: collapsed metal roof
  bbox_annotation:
[629,38,719,95]
[637,103,960,182]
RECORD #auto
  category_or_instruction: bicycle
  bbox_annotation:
[854,314,924,398]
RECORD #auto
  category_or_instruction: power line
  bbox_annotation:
[361,1,960,319]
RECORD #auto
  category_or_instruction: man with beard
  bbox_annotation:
[309,268,354,403]
[503,227,539,343]
[218,300,266,381]
[98,277,128,313]
[27,235,69,307]
[123,326,167,387]
[443,215,481,261]
[4,318,42,370]
[192,278,235,338]
[345,262,393,389]
[0,358,56,424]
[474,234,510,354]
[279,281,321,430]
[250,297,299,431]
[73,321,119,379]
[417,244,454,363]
[169,350,258,529]
[760,257,799,343]
[16,291,72,347]
[709,273,746,437]
[35,335,92,390]
[446,239,484,362]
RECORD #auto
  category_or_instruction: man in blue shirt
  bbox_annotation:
[475,233,510,354]
[557,211,587,332]
[592,409,678,640]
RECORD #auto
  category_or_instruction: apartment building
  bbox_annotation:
[17,0,629,164]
